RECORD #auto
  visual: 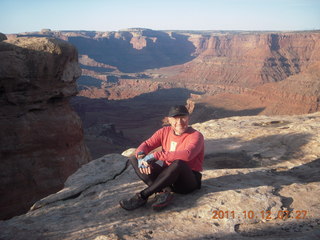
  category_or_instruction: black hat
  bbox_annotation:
[168,105,189,117]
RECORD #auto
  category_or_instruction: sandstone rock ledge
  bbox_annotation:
[0,113,320,240]
[0,36,91,220]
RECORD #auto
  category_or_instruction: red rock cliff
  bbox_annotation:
[171,32,320,87]
[0,36,91,220]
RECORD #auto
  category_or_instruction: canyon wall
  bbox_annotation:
[0,35,91,219]
[13,29,320,157]
[15,30,320,114]
[175,32,319,86]
[63,30,320,116]
[65,29,196,73]
[15,30,320,87]
[172,32,320,117]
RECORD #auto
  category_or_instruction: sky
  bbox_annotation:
[1,0,319,34]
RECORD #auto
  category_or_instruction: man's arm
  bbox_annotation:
[135,127,165,157]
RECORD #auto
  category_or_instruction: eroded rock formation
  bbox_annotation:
[65,30,320,120]
[0,36,91,220]
[15,29,320,161]
[0,112,319,239]
[171,32,320,86]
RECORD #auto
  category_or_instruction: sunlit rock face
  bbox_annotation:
[0,36,91,220]
[13,30,320,158]
[68,30,320,118]
[14,30,320,115]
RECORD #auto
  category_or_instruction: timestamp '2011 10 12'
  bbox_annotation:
[212,210,308,220]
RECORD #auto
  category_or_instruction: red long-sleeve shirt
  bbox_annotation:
[136,126,204,171]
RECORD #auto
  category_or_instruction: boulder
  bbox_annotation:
[0,32,7,41]
[0,37,91,220]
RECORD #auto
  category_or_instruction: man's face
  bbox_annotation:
[168,115,189,135]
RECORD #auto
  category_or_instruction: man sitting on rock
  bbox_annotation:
[119,105,204,211]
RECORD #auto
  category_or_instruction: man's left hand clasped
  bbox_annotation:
[138,153,156,175]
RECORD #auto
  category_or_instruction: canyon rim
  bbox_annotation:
[11,28,320,158]
[0,29,319,239]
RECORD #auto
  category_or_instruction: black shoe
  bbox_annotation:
[119,193,147,210]
[152,191,173,211]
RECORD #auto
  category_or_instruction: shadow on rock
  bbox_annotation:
[202,158,320,193]
[68,31,196,73]
[203,132,313,169]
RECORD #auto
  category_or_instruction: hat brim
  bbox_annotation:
[168,113,189,117]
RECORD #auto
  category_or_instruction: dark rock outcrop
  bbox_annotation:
[0,36,91,220]
[0,33,7,41]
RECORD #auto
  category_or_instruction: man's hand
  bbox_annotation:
[137,153,156,175]
[143,153,155,163]
[138,159,151,175]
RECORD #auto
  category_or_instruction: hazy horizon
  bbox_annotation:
[1,0,320,34]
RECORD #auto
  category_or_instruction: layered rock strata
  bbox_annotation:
[14,29,320,163]
[172,32,320,86]
[69,30,320,119]
[0,112,319,239]
[0,35,91,220]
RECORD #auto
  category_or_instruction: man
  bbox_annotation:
[119,105,204,211]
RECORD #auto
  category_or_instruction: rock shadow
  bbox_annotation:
[202,157,320,192]
[189,105,265,124]
[200,133,319,194]
[71,88,202,140]
[203,132,313,169]
[77,76,103,89]
[72,87,267,144]
[68,31,196,73]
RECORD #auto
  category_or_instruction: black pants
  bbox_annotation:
[130,157,202,199]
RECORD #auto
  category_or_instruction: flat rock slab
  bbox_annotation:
[1,113,320,239]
